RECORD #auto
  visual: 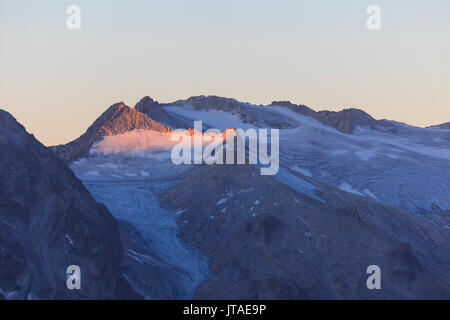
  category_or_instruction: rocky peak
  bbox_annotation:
[269,100,316,117]
[172,95,243,112]
[52,102,170,162]
[429,122,450,130]
[315,108,376,133]
[134,96,161,114]
[0,109,138,299]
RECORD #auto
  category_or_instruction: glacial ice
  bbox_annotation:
[71,156,210,298]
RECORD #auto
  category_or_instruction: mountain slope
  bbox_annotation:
[428,122,450,130]
[47,94,450,300]
[165,95,395,133]
[0,109,138,299]
[134,96,188,129]
[160,163,450,299]
[52,102,170,162]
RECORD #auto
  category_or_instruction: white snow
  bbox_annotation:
[216,198,228,206]
[237,187,253,194]
[274,168,324,202]
[90,129,225,158]
[96,162,119,170]
[339,183,366,197]
[363,189,379,200]
[125,173,137,177]
[65,234,74,246]
[355,149,377,161]
[140,171,150,177]
[330,149,348,155]
[80,178,210,299]
[83,170,101,177]
[164,106,254,131]
[90,130,179,156]
[386,154,399,159]
[291,165,312,177]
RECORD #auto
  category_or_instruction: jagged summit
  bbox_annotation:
[0,109,24,129]
[315,108,379,134]
[428,122,450,130]
[168,95,266,127]
[0,109,37,142]
[171,95,243,111]
[134,96,187,129]
[268,101,394,134]
[52,102,170,162]
[52,94,443,164]
[167,96,393,133]
[134,96,160,112]
[269,100,316,117]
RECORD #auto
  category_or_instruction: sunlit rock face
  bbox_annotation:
[0,109,138,300]
[52,102,171,163]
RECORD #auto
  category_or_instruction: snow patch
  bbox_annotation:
[125,173,137,177]
[291,165,312,177]
[355,149,377,161]
[140,171,150,177]
[83,170,101,177]
[339,183,366,197]
[65,234,74,246]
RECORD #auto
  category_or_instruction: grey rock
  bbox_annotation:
[160,164,450,299]
[0,109,139,299]
[134,96,190,129]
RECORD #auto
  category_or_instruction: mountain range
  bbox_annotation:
[1,95,449,299]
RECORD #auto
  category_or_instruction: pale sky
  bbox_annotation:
[1,0,449,146]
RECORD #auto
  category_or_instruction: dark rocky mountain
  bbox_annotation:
[167,95,299,129]
[171,95,245,112]
[270,101,395,134]
[37,94,449,300]
[51,95,404,164]
[269,100,316,117]
[0,109,139,299]
[315,108,382,134]
[428,122,450,130]
[118,220,181,299]
[166,95,395,133]
[134,96,189,129]
[52,102,170,162]
[169,95,261,126]
[161,164,450,299]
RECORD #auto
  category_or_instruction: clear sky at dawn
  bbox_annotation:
[1,0,449,145]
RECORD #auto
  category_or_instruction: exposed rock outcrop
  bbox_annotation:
[270,101,395,134]
[161,164,450,299]
[52,102,170,162]
[0,109,139,299]
[134,96,189,129]
[428,122,450,130]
